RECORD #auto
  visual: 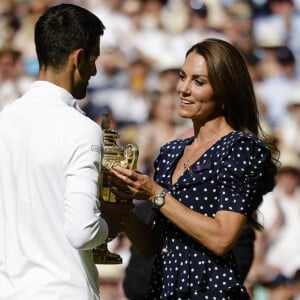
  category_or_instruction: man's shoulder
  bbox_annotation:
[63,109,102,136]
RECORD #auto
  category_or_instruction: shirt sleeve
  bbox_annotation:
[217,137,271,216]
[64,118,108,250]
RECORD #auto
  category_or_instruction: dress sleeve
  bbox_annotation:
[217,137,271,216]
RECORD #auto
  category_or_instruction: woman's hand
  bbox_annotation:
[109,166,162,201]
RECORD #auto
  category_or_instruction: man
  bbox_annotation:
[0,4,122,300]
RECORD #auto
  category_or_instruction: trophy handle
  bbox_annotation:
[123,143,139,170]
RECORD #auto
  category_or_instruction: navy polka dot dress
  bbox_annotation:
[145,131,270,299]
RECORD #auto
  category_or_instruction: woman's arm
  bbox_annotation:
[110,166,247,256]
[156,193,246,256]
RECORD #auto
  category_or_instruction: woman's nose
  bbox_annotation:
[177,80,190,95]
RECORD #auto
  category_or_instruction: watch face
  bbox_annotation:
[155,196,165,206]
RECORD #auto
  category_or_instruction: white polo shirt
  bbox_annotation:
[0,81,109,300]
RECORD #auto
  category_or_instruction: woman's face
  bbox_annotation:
[176,51,216,121]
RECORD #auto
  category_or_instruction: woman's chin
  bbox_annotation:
[178,111,190,119]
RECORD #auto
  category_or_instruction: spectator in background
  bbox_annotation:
[91,0,133,54]
[120,0,171,67]
[0,47,33,111]
[253,0,300,75]
[223,1,255,58]
[266,0,300,75]
[0,0,20,48]
[143,0,168,30]
[11,0,50,77]
[254,43,296,129]
[136,90,187,176]
[154,55,184,93]
[105,57,152,129]
[172,1,228,63]
[276,85,300,158]
[86,44,129,117]
[249,151,300,299]
[275,45,300,81]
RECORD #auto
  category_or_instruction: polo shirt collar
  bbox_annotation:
[32,81,86,114]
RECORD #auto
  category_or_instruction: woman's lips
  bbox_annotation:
[180,98,193,105]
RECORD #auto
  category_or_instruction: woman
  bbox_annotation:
[110,38,279,299]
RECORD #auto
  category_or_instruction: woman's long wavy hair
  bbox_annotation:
[186,38,280,230]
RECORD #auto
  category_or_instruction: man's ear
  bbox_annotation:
[72,48,85,68]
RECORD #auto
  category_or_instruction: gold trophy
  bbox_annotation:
[93,113,139,264]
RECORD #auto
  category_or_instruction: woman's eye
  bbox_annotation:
[178,73,185,80]
[195,80,204,86]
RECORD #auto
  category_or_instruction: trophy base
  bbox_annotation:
[93,247,123,265]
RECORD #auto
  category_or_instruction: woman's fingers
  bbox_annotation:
[109,167,152,201]
[110,167,143,185]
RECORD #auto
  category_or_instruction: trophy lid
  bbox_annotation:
[101,113,112,131]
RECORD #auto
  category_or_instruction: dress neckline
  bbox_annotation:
[171,131,235,185]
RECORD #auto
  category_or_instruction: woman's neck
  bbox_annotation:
[192,116,233,144]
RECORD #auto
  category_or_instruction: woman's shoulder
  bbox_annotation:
[223,131,267,150]
[212,131,271,166]
[161,137,193,149]
[165,131,264,145]
[157,131,268,158]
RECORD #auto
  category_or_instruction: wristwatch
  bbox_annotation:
[152,188,168,209]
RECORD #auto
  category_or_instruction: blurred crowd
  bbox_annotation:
[1,0,300,299]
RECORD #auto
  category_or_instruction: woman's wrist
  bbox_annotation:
[150,188,169,209]
[150,182,167,202]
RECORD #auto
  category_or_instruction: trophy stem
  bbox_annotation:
[93,242,122,265]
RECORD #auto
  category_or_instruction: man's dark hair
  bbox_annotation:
[34,3,105,71]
